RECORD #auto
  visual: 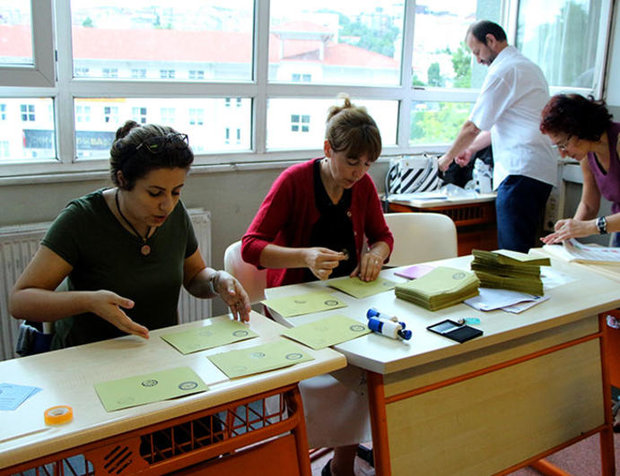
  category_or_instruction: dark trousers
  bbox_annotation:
[496,175,552,252]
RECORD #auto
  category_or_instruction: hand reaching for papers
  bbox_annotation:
[540,218,597,244]
[351,251,384,282]
[211,271,251,322]
[91,290,150,339]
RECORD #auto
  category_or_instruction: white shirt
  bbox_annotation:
[469,45,558,189]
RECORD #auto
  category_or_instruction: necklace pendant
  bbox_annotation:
[141,244,151,256]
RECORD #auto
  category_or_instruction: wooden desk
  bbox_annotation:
[265,258,620,475]
[0,312,346,476]
[385,193,497,255]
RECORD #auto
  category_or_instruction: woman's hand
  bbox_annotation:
[90,290,150,339]
[540,218,597,244]
[304,248,347,281]
[212,271,251,322]
[351,252,385,282]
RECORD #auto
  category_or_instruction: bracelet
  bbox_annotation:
[596,216,608,235]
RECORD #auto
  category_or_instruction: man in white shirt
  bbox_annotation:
[438,20,557,252]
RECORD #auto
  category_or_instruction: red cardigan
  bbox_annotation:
[242,158,394,288]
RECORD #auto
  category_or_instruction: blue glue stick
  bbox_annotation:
[366,308,412,340]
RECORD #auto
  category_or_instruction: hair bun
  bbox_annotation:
[115,120,140,141]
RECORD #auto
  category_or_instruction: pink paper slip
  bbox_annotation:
[394,264,435,279]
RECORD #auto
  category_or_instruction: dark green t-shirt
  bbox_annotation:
[41,189,198,349]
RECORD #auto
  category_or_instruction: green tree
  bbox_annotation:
[82,17,93,28]
[427,63,444,87]
[451,41,471,88]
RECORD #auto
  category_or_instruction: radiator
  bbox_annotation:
[0,208,212,361]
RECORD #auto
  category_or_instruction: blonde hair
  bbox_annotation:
[325,95,382,162]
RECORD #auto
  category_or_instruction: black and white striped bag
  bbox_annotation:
[385,154,442,195]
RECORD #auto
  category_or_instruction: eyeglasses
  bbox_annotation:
[135,133,189,154]
[552,134,572,152]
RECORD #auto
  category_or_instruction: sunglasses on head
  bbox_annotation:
[135,133,189,154]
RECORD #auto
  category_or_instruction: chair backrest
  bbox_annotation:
[383,212,458,267]
[224,241,267,304]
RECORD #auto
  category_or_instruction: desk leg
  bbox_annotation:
[286,385,312,476]
[530,314,616,476]
[599,313,616,476]
[367,371,391,476]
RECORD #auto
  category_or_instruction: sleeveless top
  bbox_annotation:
[587,122,620,214]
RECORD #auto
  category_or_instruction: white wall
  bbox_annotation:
[0,161,390,316]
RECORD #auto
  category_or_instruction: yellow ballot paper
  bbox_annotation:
[94,367,208,412]
[161,320,258,354]
[328,276,398,299]
[261,292,346,317]
[207,338,314,378]
[281,314,371,349]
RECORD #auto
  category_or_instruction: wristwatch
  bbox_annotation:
[596,216,608,235]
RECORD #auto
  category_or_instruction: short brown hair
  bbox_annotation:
[325,95,382,162]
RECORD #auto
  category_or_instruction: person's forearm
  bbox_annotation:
[185,267,219,298]
[605,213,620,234]
[10,289,95,322]
[573,200,598,222]
[466,130,491,155]
[259,244,308,269]
[443,121,481,162]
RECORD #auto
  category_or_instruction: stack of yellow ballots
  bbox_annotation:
[394,266,480,311]
[470,249,550,296]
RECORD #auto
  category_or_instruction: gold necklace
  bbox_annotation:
[115,189,152,256]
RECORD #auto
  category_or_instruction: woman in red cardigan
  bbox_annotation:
[242,96,393,476]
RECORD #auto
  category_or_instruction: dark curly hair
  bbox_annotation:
[540,94,612,142]
[110,120,194,190]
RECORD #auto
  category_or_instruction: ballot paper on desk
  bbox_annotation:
[207,338,314,379]
[161,319,258,354]
[328,276,398,299]
[543,238,620,264]
[261,291,347,318]
[95,367,208,412]
[281,314,371,350]
[465,288,549,313]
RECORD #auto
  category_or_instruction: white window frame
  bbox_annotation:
[0,0,615,179]
[0,0,55,88]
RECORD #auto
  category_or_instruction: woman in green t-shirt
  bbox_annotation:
[10,121,250,349]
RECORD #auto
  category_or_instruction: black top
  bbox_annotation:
[304,159,357,281]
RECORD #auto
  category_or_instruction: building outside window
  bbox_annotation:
[0,0,613,175]
[132,107,147,125]
[131,68,147,79]
[189,70,204,80]
[104,106,119,124]
[20,104,35,122]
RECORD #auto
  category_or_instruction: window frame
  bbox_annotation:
[0,0,615,179]
[0,0,55,88]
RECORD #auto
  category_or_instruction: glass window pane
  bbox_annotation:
[516,0,602,89]
[0,1,33,65]
[74,97,251,159]
[269,1,404,86]
[70,1,253,81]
[0,98,56,162]
[410,101,472,146]
[267,98,397,150]
[412,0,502,89]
